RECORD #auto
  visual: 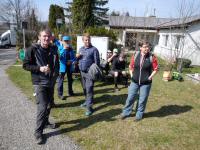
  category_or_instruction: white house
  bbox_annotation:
[108,15,200,66]
[154,15,200,66]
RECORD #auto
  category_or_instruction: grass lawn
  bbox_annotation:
[6,65,200,150]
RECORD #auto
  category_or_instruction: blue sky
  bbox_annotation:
[34,0,200,21]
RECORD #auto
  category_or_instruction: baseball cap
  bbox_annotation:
[113,48,119,53]
[107,49,112,53]
[62,36,71,41]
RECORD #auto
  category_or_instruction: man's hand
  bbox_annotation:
[40,65,50,73]
[76,53,81,58]
[67,61,71,65]
[113,53,117,57]
[148,76,152,80]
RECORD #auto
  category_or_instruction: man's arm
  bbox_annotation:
[129,55,135,78]
[23,47,40,72]
[107,53,117,63]
[148,55,159,80]
[94,48,100,66]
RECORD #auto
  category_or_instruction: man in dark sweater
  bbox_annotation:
[23,28,59,144]
[76,33,100,116]
[108,48,127,92]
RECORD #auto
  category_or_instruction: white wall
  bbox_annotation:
[77,36,109,60]
[154,22,200,66]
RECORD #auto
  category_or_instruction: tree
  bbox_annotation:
[110,11,120,16]
[71,0,108,33]
[168,0,200,72]
[48,4,65,30]
[0,0,34,29]
[27,9,38,31]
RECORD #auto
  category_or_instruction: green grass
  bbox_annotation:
[6,65,200,150]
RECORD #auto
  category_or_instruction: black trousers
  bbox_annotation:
[34,85,52,136]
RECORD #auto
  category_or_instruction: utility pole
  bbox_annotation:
[21,21,28,49]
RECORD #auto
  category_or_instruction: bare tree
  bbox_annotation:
[0,0,34,29]
[172,0,200,72]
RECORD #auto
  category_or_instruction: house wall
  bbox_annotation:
[154,22,200,66]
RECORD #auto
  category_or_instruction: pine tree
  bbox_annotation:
[71,0,108,33]
[48,4,65,30]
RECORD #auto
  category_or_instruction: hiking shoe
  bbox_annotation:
[134,118,142,122]
[121,115,129,120]
[58,95,65,100]
[85,108,94,116]
[45,122,57,129]
[34,133,44,145]
[68,92,75,96]
[80,103,87,108]
[114,88,120,93]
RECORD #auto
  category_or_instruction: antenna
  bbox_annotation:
[154,8,156,16]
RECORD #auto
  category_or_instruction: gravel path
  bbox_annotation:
[0,48,81,150]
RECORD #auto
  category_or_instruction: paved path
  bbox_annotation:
[0,48,81,150]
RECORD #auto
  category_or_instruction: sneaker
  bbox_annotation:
[134,118,142,122]
[58,95,65,100]
[85,108,94,116]
[34,133,44,145]
[121,115,128,120]
[114,88,120,93]
[80,103,87,108]
[68,92,75,96]
[51,102,56,107]
[45,122,57,129]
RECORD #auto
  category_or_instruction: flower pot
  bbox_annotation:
[163,71,172,81]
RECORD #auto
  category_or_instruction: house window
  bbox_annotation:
[125,32,137,50]
[141,34,144,39]
[175,35,181,49]
[155,35,160,45]
[165,35,169,46]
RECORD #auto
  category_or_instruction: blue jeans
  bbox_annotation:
[57,70,73,96]
[81,71,94,109]
[122,82,151,119]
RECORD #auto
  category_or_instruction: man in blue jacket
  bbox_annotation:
[76,33,100,116]
[55,36,76,99]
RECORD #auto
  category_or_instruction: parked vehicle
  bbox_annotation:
[0,30,16,48]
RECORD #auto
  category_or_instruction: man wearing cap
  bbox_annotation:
[54,36,76,99]
[108,48,127,92]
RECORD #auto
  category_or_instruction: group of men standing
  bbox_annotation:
[23,28,99,144]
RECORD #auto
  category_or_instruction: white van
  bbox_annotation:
[0,30,16,48]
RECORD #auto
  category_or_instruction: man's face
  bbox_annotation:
[83,36,90,48]
[39,31,50,48]
[140,44,150,55]
[63,40,70,45]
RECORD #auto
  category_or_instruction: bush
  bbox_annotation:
[176,58,191,68]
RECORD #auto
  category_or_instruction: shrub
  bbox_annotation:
[176,58,191,68]
[85,27,118,50]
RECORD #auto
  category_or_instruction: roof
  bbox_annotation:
[109,15,200,29]
[156,15,200,28]
[109,16,172,29]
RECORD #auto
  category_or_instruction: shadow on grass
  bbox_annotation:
[93,94,127,111]
[144,104,193,118]
[45,108,121,138]
[54,88,127,108]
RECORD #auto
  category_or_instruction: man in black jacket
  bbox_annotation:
[23,28,59,144]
